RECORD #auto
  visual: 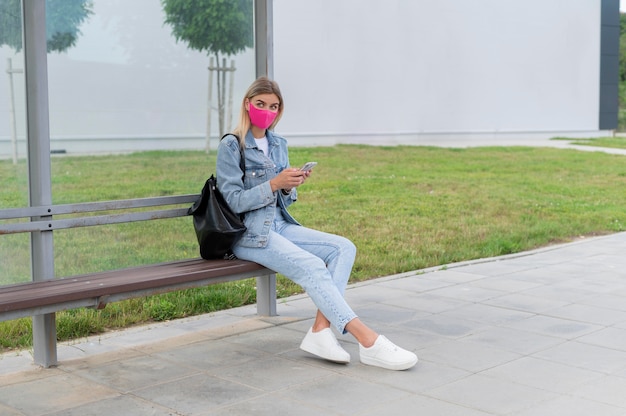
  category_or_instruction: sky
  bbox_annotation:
[622,0,626,13]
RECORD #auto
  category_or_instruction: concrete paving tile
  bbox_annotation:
[416,339,521,373]
[347,359,471,393]
[57,337,149,363]
[359,394,495,416]
[551,275,626,295]
[581,293,626,312]
[280,373,412,416]
[423,284,507,303]
[505,315,602,340]
[0,366,60,387]
[45,395,177,416]
[151,338,269,371]
[205,393,334,416]
[451,260,537,277]
[60,347,146,372]
[461,326,563,355]
[0,351,38,378]
[469,275,544,292]
[572,374,626,409]
[72,354,200,392]
[575,327,626,352]
[533,341,626,374]
[352,302,433,326]
[441,302,534,326]
[426,373,558,415]
[208,355,336,392]
[370,324,433,351]
[502,267,576,286]
[396,293,470,314]
[383,323,449,351]
[480,356,604,394]
[406,314,489,339]
[0,372,119,415]
[0,403,22,415]
[420,269,488,284]
[93,320,194,348]
[511,395,626,416]
[279,317,316,334]
[380,273,454,292]
[484,292,570,314]
[279,346,355,371]
[519,284,595,303]
[545,303,626,326]
[224,325,304,355]
[567,257,626,275]
[343,283,410,306]
[132,373,264,414]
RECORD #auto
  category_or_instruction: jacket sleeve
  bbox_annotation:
[216,137,276,215]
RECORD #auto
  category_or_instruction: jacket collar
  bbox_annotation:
[244,129,278,150]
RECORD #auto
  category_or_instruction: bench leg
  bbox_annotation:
[256,273,277,316]
[33,313,58,368]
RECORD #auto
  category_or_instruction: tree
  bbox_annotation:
[0,0,92,163]
[161,0,253,150]
[0,0,93,53]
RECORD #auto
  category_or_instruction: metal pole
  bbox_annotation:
[23,0,57,367]
[226,59,235,132]
[219,57,226,136]
[254,0,273,79]
[6,57,22,165]
[206,56,214,153]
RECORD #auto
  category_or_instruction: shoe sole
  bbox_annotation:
[360,355,418,371]
[299,343,350,364]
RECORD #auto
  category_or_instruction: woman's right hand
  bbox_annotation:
[270,168,306,192]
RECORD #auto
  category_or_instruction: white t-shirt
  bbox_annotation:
[255,137,269,156]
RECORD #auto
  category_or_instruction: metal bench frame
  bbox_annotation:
[0,196,277,367]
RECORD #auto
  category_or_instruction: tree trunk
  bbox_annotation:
[215,53,225,137]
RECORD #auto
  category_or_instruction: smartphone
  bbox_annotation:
[300,162,317,172]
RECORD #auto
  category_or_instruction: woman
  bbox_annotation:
[216,77,417,371]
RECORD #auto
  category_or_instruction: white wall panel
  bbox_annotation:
[273,0,604,143]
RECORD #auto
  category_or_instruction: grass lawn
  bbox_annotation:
[1,144,626,350]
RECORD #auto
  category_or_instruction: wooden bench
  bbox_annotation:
[0,195,277,367]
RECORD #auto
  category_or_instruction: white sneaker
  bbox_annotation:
[359,335,418,370]
[300,327,351,364]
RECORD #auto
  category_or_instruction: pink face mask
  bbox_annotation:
[248,103,278,130]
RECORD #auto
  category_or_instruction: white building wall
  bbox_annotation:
[273,0,605,145]
[0,0,608,158]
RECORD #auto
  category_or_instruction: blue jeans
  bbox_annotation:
[232,210,358,334]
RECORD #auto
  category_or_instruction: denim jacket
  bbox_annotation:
[216,130,300,248]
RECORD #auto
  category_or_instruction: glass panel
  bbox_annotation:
[44,0,256,275]
[0,0,27,164]
[0,0,30,284]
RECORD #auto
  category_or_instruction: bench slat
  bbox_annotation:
[0,259,270,315]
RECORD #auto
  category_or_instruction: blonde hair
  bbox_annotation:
[231,77,284,147]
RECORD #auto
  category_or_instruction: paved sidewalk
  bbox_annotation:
[1,232,626,415]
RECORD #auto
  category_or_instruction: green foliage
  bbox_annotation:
[161,0,253,57]
[145,299,177,321]
[0,0,21,51]
[0,0,93,53]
